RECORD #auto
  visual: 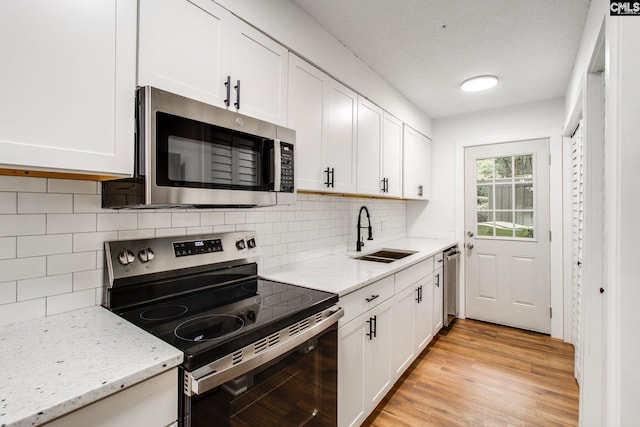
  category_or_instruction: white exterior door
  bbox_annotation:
[464,139,551,333]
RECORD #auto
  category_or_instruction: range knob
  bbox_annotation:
[117,249,136,266]
[138,248,155,263]
[246,310,257,322]
[236,239,246,250]
[247,238,256,249]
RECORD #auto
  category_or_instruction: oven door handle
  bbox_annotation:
[185,305,344,396]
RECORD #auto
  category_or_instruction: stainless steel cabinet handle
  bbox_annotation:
[224,76,231,107]
[234,80,241,109]
[435,273,440,287]
[365,294,379,303]
[417,185,423,197]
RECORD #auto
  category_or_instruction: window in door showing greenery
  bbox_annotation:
[476,154,534,238]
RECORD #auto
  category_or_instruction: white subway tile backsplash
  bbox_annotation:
[97,213,138,231]
[155,227,187,238]
[0,257,46,282]
[47,213,96,234]
[172,212,201,228]
[73,231,118,252]
[0,175,408,322]
[17,274,73,301]
[48,179,97,194]
[0,176,46,193]
[47,252,96,275]
[0,298,46,325]
[201,212,225,226]
[73,194,107,213]
[17,234,72,257]
[224,211,246,225]
[0,192,17,214]
[46,289,95,316]
[18,193,73,214]
[117,229,156,241]
[73,269,104,291]
[0,214,46,237]
[138,212,172,229]
[0,237,16,259]
[0,281,16,305]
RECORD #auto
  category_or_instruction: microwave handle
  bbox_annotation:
[273,139,282,191]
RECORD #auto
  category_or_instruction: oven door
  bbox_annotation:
[182,308,342,427]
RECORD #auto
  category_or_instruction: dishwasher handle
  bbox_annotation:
[446,252,460,261]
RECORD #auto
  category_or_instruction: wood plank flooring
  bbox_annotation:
[363,319,579,427]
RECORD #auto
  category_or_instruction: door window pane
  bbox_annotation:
[515,183,533,209]
[477,185,491,210]
[476,159,493,183]
[495,212,514,237]
[474,153,535,239]
[477,211,494,236]
[515,155,533,178]
[495,157,512,181]
[495,184,512,210]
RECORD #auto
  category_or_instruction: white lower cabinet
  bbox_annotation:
[338,276,394,427]
[43,368,178,427]
[392,259,434,380]
[339,257,443,426]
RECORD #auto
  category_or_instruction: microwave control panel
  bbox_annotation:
[279,142,295,192]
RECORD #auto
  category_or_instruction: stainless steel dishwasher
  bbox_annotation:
[443,246,460,327]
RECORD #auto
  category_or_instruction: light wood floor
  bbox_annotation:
[363,319,579,427]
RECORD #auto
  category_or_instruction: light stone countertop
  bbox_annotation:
[0,306,183,427]
[261,237,458,296]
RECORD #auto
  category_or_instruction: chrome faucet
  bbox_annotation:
[356,206,373,251]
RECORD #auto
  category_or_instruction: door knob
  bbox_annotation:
[466,243,474,249]
[467,231,474,238]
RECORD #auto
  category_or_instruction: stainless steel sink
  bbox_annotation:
[355,249,417,263]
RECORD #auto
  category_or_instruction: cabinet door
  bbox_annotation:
[138,0,230,109]
[0,0,136,176]
[288,54,327,191]
[338,317,366,427]
[382,113,403,198]
[356,97,383,196]
[415,275,434,353]
[403,124,431,200]
[433,266,444,335]
[393,285,417,380]
[228,18,288,125]
[326,80,358,194]
[364,298,394,410]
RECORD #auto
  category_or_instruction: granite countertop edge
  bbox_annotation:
[0,306,184,427]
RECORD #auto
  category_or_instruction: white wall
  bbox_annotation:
[407,98,565,338]
[0,176,406,325]
[213,0,432,138]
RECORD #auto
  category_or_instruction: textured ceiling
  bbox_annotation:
[291,0,590,118]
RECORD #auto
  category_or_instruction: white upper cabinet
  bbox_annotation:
[0,0,136,177]
[382,113,403,198]
[227,19,288,126]
[403,124,431,200]
[138,0,288,126]
[138,0,230,109]
[288,54,357,193]
[356,97,383,196]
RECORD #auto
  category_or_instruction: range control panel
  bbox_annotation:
[173,238,223,257]
[105,232,260,284]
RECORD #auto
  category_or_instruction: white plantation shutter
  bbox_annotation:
[571,120,584,385]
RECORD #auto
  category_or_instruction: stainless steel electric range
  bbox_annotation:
[104,231,342,427]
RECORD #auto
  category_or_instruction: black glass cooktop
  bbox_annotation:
[115,278,338,370]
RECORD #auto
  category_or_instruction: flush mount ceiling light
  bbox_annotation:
[460,75,499,92]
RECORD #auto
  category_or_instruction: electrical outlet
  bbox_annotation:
[447,220,455,232]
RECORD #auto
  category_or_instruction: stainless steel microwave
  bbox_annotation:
[102,86,295,208]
